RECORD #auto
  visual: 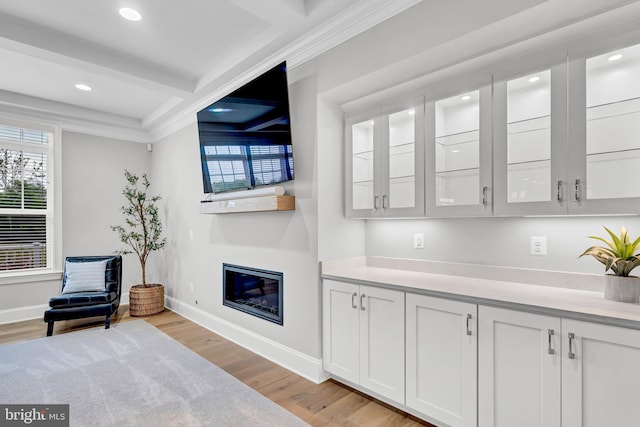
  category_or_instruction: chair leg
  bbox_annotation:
[46,321,54,337]
[105,315,111,330]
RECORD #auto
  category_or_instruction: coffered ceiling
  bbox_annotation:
[0,0,420,141]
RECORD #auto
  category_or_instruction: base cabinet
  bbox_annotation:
[562,319,640,427]
[479,305,640,427]
[479,306,561,427]
[406,294,477,427]
[322,279,405,404]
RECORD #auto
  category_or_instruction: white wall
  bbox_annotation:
[62,131,151,291]
[149,72,322,358]
[0,131,150,313]
[365,217,640,275]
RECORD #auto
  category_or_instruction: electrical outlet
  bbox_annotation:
[530,236,547,256]
[414,233,425,249]
[189,282,194,292]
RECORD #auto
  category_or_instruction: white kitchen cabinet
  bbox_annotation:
[480,305,640,427]
[345,98,425,218]
[426,85,493,217]
[493,65,569,216]
[565,41,640,214]
[406,294,477,427]
[479,305,562,427]
[562,319,640,427]
[322,279,405,404]
[494,41,640,216]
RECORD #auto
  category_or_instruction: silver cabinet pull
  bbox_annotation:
[351,292,357,309]
[466,314,472,336]
[374,195,380,210]
[360,294,366,311]
[382,194,388,209]
[548,329,555,355]
[556,180,563,202]
[574,179,581,202]
[482,186,488,206]
[568,332,576,359]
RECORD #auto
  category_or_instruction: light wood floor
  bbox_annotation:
[0,308,434,427]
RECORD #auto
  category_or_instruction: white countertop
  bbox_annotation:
[321,257,640,329]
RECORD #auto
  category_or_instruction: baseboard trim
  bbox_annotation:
[165,296,328,384]
[0,304,49,325]
[0,292,130,325]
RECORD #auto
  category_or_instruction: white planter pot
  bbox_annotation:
[604,275,640,303]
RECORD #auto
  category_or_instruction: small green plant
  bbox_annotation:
[579,226,640,277]
[111,170,166,285]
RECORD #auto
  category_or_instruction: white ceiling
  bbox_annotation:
[0,0,421,142]
[1,0,640,144]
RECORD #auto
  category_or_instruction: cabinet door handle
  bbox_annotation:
[374,195,380,210]
[547,329,555,355]
[482,186,488,206]
[466,314,473,335]
[351,292,357,309]
[360,294,366,311]
[556,180,563,203]
[382,194,388,209]
[568,332,576,359]
[574,179,581,202]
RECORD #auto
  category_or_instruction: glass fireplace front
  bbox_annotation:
[222,263,283,325]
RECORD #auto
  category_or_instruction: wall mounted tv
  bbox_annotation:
[197,61,294,195]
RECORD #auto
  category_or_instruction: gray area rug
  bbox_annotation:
[0,320,308,426]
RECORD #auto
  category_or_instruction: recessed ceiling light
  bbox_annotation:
[461,95,471,101]
[119,7,142,21]
[608,53,623,61]
[528,76,540,83]
[75,83,92,92]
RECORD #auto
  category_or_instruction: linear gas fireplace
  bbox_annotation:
[222,263,283,325]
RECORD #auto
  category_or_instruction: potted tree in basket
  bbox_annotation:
[111,170,167,316]
[579,226,640,303]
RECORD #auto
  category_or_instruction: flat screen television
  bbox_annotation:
[197,61,294,195]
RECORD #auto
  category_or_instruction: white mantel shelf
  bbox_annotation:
[199,195,295,214]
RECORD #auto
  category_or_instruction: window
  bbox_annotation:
[0,118,57,273]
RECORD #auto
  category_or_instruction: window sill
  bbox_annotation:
[0,270,62,286]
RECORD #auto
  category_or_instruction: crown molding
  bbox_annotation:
[0,90,150,143]
[147,0,423,142]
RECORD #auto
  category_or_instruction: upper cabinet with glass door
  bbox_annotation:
[345,99,425,218]
[567,42,640,214]
[493,64,568,216]
[426,85,492,217]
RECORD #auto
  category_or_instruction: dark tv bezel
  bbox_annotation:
[197,61,294,195]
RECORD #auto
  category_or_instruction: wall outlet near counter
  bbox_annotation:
[414,233,425,249]
[530,236,547,256]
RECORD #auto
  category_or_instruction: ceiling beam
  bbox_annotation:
[0,12,194,97]
[227,0,307,26]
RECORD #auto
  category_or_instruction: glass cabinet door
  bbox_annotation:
[494,64,567,216]
[345,99,424,218]
[426,86,492,217]
[506,70,552,204]
[568,41,640,214]
[351,118,376,213]
[387,108,417,210]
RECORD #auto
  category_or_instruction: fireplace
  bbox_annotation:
[222,263,283,325]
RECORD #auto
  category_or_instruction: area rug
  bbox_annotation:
[0,320,308,426]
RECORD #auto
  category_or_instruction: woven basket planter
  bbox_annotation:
[129,284,165,316]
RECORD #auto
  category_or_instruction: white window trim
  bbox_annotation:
[0,113,62,279]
